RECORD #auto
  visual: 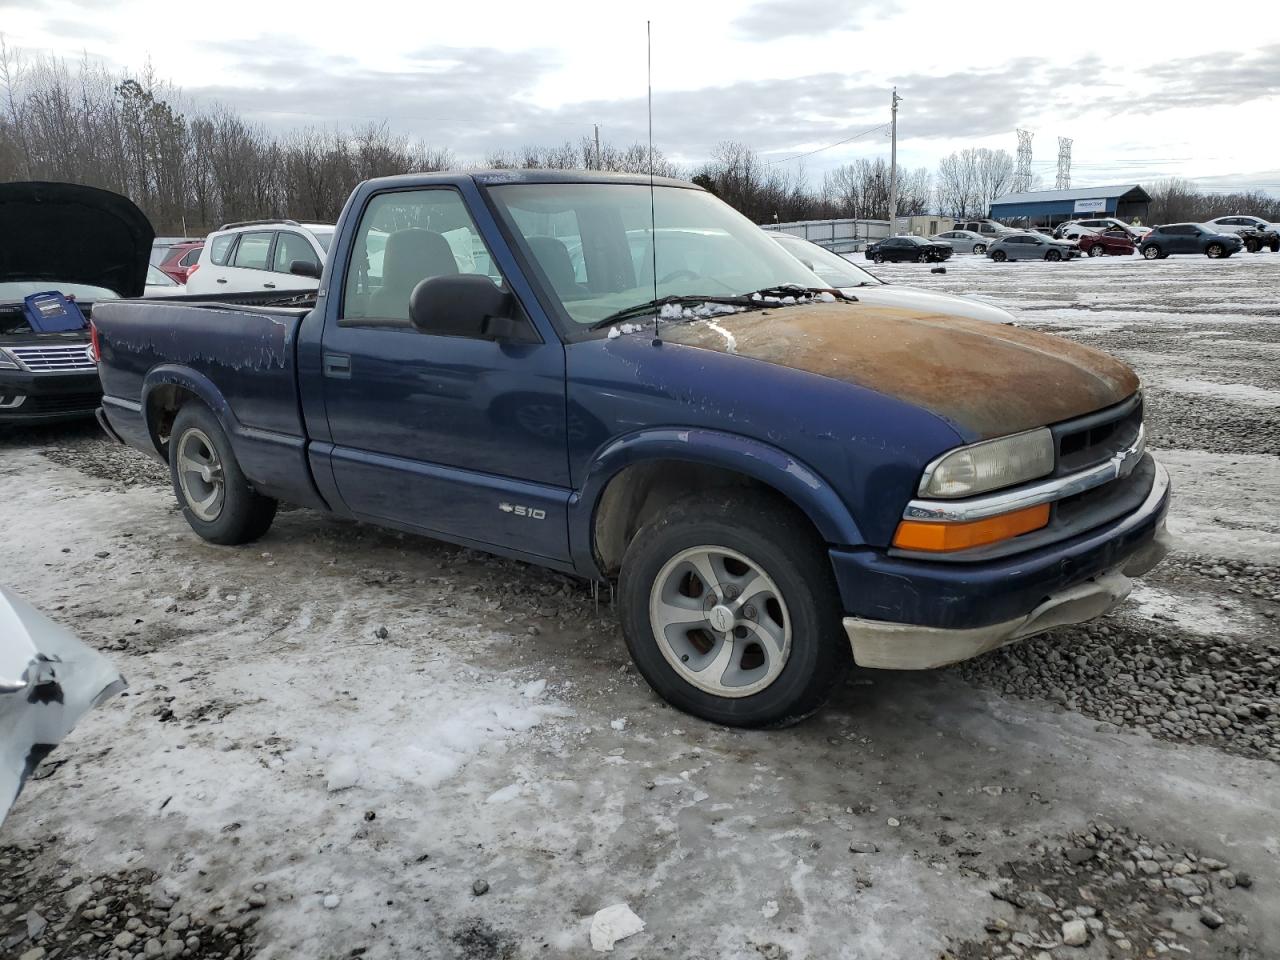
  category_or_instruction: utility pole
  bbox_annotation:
[888,87,901,235]
[594,124,601,170]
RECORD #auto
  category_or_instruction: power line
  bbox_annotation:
[764,121,891,165]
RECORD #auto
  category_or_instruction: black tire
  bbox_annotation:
[617,491,848,728]
[1205,243,1225,259]
[915,251,927,263]
[1270,241,1279,253]
[1087,244,1105,257]
[991,249,1007,262]
[1045,249,1062,262]
[873,252,885,264]
[1245,239,1260,253]
[168,404,277,545]
[973,244,986,255]
[1142,245,1162,260]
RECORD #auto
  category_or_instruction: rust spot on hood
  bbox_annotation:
[659,302,1139,439]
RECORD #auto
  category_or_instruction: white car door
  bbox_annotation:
[220,230,275,292]
[269,230,324,292]
[185,231,238,295]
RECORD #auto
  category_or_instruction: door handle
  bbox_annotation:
[264,282,276,289]
[216,278,227,284]
[323,353,352,379]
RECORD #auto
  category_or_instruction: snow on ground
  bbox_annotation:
[3,252,1279,960]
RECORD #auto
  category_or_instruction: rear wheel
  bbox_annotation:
[991,249,1007,262]
[1206,243,1224,259]
[973,244,986,255]
[617,492,848,728]
[1088,244,1105,257]
[168,404,277,545]
[1143,245,1162,260]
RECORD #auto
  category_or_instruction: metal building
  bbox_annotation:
[989,184,1152,228]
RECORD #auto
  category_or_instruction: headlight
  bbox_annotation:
[0,348,22,371]
[920,428,1054,498]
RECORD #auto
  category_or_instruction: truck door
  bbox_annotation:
[318,186,571,562]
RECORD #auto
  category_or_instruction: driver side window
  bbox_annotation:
[342,189,504,327]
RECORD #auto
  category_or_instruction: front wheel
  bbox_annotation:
[617,492,848,728]
[1206,243,1224,259]
[873,252,885,264]
[169,404,277,544]
[991,249,1007,262]
[973,244,986,255]
[1245,239,1260,253]
[1143,245,1162,260]
[1088,244,1105,257]
[1045,249,1063,262]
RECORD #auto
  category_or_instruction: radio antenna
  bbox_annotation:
[647,19,660,342]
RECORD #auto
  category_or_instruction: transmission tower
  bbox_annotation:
[1056,137,1073,190]
[1014,129,1033,193]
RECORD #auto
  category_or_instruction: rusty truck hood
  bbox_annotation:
[658,301,1139,439]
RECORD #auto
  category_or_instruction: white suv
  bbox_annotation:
[186,220,335,296]
[1205,215,1277,234]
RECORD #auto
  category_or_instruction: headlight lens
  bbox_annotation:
[0,348,21,371]
[921,428,1054,498]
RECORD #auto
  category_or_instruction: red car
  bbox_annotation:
[157,240,204,282]
[1076,230,1135,258]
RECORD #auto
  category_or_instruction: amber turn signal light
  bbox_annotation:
[893,503,1051,552]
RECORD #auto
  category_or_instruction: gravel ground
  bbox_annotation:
[2,252,1278,959]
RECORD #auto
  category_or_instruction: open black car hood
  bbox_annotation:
[0,182,154,299]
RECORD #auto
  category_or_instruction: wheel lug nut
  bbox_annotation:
[743,604,757,620]
[723,584,739,600]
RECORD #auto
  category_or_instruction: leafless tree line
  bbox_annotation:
[3,45,1273,236]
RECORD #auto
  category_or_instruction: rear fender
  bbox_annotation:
[568,427,864,578]
[141,365,240,455]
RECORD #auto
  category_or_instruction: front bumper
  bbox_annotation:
[835,459,1172,669]
[0,368,101,423]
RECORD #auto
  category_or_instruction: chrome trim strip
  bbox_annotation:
[904,424,1146,523]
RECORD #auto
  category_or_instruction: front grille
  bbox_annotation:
[9,344,96,371]
[1055,393,1144,475]
[24,392,101,414]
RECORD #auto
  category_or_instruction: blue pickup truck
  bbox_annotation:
[92,170,1171,727]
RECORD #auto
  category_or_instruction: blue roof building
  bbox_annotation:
[990,184,1151,225]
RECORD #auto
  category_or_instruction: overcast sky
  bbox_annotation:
[4,0,1279,194]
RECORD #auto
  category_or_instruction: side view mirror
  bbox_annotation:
[409,274,521,340]
[289,260,322,279]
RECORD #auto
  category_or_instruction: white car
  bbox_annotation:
[768,232,1015,325]
[929,229,991,254]
[1205,215,1278,234]
[1058,218,1147,241]
[185,219,334,296]
[144,264,186,297]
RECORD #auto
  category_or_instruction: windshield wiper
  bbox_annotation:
[588,285,842,331]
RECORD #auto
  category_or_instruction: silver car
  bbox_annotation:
[929,229,990,255]
[987,233,1082,262]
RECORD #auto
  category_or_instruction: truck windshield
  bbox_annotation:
[487,183,825,332]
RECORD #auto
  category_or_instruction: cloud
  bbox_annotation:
[732,0,894,40]
[1094,43,1280,113]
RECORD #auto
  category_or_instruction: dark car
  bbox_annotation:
[1139,223,1243,260]
[157,240,204,283]
[1077,230,1136,258]
[865,235,953,263]
[1238,226,1280,254]
[0,182,153,425]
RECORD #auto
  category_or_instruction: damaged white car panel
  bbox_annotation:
[1,586,125,823]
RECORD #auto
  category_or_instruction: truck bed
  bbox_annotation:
[92,296,322,508]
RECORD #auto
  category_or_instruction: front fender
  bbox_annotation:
[567,427,865,578]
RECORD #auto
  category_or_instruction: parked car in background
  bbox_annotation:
[1238,226,1280,253]
[928,229,990,254]
[185,219,334,296]
[953,219,1016,239]
[145,264,186,297]
[92,169,1170,728]
[1076,230,1137,258]
[1139,224,1243,260]
[865,235,953,263]
[1205,215,1278,235]
[769,232,1014,324]
[156,240,203,283]
[1,181,152,425]
[987,233,1081,262]
[1057,219,1147,242]
[150,236,201,266]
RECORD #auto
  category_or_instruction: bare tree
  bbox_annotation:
[935,148,1013,218]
